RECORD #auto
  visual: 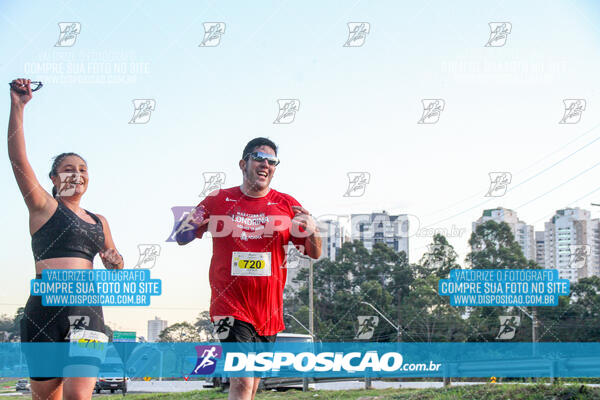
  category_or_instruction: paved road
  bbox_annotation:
[128,380,208,393]
[123,380,487,392]
[315,380,485,390]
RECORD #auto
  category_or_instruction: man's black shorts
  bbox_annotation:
[216,318,276,343]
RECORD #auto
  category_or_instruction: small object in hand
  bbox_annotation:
[9,81,43,93]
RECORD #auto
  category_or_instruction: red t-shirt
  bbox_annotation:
[196,186,308,336]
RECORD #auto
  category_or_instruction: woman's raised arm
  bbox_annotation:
[8,79,52,211]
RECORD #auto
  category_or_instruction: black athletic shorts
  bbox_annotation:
[216,318,276,343]
[20,291,106,381]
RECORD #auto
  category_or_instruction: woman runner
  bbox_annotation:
[8,78,123,400]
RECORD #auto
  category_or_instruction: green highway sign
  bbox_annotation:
[113,331,136,342]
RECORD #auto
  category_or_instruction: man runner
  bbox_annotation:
[177,137,322,400]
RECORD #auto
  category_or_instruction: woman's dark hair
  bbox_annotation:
[49,152,87,198]
[242,137,278,160]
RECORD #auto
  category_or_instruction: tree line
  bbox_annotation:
[2,221,597,343]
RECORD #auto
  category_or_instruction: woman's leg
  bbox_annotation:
[62,377,97,400]
[30,378,63,400]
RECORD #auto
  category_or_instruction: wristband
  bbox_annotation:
[175,220,200,244]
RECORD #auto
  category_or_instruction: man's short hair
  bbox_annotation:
[242,137,278,160]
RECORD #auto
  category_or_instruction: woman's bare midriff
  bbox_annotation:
[35,257,93,275]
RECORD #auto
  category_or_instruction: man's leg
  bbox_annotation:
[252,377,261,399]
[228,377,255,400]
[220,319,275,400]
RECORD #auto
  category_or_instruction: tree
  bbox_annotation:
[0,314,12,342]
[104,324,114,341]
[158,322,202,342]
[418,234,460,278]
[400,274,467,342]
[7,307,24,342]
[466,221,537,269]
[464,221,539,342]
[194,311,214,340]
[553,276,600,341]
[400,236,467,342]
[285,240,414,342]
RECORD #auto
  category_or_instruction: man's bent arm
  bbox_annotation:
[305,231,322,259]
[176,206,208,245]
[176,223,197,245]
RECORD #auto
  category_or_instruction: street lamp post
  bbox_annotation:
[284,312,314,392]
[284,313,315,339]
[517,306,538,344]
[359,301,401,389]
[359,301,400,339]
[517,306,538,351]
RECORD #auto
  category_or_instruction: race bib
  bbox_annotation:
[68,329,109,360]
[231,252,272,276]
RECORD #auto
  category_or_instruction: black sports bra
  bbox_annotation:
[31,201,105,262]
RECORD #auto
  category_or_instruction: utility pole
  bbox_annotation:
[397,290,402,342]
[309,259,314,337]
[518,306,538,356]
[532,307,538,345]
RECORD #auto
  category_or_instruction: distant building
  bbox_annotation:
[319,218,350,261]
[472,207,535,261]
[544,208,599,282]
[535,231,545,268]
[351,211,409,257]
[147,316,168,342]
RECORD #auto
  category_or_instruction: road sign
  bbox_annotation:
[113,331,136,342]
